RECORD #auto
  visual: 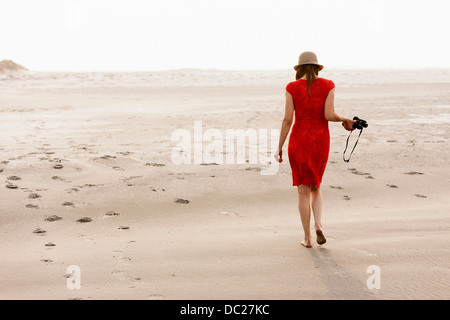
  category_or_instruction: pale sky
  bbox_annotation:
[1,0,450,71]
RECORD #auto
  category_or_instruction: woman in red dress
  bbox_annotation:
[275,52,355,248]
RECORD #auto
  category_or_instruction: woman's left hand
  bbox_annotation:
[342,119,356,131]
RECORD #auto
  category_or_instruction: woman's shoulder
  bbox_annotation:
[286,79,304,89]
[316,77,334,83]
[285,80,299,94]
[316,77,335,89]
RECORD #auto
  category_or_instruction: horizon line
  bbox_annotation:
[16,66,450,73]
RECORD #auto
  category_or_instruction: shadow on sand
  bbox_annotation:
[306,246,378,299]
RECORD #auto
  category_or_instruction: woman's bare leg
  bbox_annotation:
[297,185,312,247]
[311,185,326,244]
[311,185,323,231]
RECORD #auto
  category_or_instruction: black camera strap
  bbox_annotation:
[343,128,363,163]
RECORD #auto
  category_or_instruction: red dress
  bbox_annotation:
[286,78,335,187]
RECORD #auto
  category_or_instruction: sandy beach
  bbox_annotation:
[0,69,449,300]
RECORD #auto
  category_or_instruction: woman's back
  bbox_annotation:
[286,78,335,122]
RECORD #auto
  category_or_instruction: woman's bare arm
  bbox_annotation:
[275,91,295,162]
[324,88,355,130]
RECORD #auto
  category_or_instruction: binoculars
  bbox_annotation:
[352,116,368,130]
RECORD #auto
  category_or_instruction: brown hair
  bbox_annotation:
[295,64,320,96]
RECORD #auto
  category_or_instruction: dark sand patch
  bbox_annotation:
[45,215,62,222]
[62,201,75,207]
[404,171,424,175]
[105,211,120,217]
[145,162,166,167]
[33,228,46,234]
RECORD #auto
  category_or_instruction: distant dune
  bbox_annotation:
[0,60,28,73]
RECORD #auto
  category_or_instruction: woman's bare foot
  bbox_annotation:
[301,240,312,248]
[316,229,326,245]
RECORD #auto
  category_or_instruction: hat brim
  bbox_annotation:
[294,64,324,71]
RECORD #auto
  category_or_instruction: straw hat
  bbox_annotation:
[294,51,324,71]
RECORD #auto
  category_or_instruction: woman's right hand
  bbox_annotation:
[342,119,356,131]
[274,147,283,163]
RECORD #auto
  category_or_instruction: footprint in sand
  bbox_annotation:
[5,184,18,189]
[99,155,117,160]
[25,204,39,209]
[348,168,370,176]
[330,185,343,190]
[45,242,56,247]
[145,163,165,167]
[111,270,128,281]
[343,195,351,201]
[120,176,142,182]
[33,228,46,235]
[175,198,189,204]
[53,164,63,169]
[104,211,120,218]
[386,184,398,188]
[111,268,142,286]
[40,259,53,263]
[7,176,21,181]
[28,193,42,199]
[118,226,130,230]
[77,217,92,223]
[78,183,104,189]
[45,215,62,222]
[79,235,94,242]
[116,151,133,156]
[415,194,427,198]
[112,250,132,265]
[62,201,75,207]
[404,171,424,175]
[244,167,261,172]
